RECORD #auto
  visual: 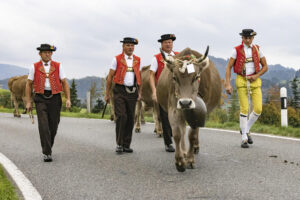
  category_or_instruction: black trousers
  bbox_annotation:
[34,93,62,155]
[113,84,138,148]
[159,105,173,146]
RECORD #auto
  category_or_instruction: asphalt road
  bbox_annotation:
[0,112,300,200]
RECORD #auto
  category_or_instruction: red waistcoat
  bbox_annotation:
[33,61,62,94]
[155,51,179,83]
[233,44,261,75]
[113,53,141,86]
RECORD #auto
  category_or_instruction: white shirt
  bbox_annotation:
[110,54,139,87]
[28,61,66,90]
[150,51,175,72]
[231,44,264,75]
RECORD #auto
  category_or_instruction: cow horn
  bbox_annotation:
[196,46,209,63]
[160,48,174,64]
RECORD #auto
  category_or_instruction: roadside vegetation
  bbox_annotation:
[1,77,299,138]
[0,165,18,200]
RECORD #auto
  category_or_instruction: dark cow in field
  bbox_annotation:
[156,47,221,172]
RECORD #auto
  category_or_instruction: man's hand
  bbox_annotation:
[105,94,110,103]
[138,93,142,101]
[66,99,71,109]
[26,102,32,112]
[152,92,157,102]
[225,83,233,95]
[247,74,259,82]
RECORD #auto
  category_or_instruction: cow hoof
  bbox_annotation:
[194,147,199,154]
[187,162,195,169]
[153,129,157,133]
[175,163,186,172]
[14,114,21,118]
[135,128,140,133]
[158,134,162,138]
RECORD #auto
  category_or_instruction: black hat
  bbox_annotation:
[158,34,176,43]
[37,44,56,51]
[120,37,138,45]
[239,29,257,37]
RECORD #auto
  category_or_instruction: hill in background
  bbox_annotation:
[1,56,299,100]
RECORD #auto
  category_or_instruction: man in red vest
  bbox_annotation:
[25,44,71,162]
[105,37,142,154]
[225,29,268,148]
[149,34,179,152]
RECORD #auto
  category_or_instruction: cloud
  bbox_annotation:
[0,0,299,78]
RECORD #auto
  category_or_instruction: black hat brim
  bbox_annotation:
[37,48,56,51]
[158,37,176,43]
[239,32,257,37]
[120,41,138,45]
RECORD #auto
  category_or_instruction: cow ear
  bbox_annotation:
[165,61,175,72]
[200,57,209,71]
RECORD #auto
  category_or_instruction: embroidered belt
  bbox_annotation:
[245,57,253,63]
[126,67,134,72]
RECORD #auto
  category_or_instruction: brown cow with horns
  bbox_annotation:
[156,47,221,172]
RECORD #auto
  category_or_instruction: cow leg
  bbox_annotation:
[22,96,27,114]
[11,94,21,117]
[173,124,186,172]
[153,102,163,137]
[187,127,199,169]
[141,102,145,125]
[134,100,141,133]
[193,131,200,154]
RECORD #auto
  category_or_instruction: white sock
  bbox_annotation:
[246,112,260,134]
[240,114,248,136]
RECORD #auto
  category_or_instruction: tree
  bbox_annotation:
[228,89,239,122]
[92,98,105,113]
[290,76,300,109]
[70,79,80,108]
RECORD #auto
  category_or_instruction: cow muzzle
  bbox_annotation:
[177,98,196,109]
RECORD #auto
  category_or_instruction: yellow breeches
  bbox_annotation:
[236,75,262,115]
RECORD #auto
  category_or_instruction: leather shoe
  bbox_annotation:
[241,141,249,148]
[43,154,52,162]
[247,133,253,144]
[165,144,175,152]
[123,147,133,153]
[115,145,123,154]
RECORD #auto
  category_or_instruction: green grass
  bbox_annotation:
[205,121,300,138]
[1,107,299,137]
[0,165,18,200]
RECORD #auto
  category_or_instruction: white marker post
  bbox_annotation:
[86,91,91,113]
[280,87,288,127]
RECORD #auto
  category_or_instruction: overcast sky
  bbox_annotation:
[1,0,300,78]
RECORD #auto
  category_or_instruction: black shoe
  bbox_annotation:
[165,144,175,152]
[241,141,249,148]
[116,145,123,154]
[247,133,253,144]
[43,154,52,162]
[123,147,133,153]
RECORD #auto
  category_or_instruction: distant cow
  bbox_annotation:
[8,75,32,117]
[157,47,221,172]
[134,66,163,136]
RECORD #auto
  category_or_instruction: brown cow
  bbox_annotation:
[134,66,163,136]
[157,47,221,172]
[8,75,33,117]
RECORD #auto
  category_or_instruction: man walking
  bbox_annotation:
[225,29,268,148]
[149,34,179,152]
[26,44,71,162]
[105,37,142,154]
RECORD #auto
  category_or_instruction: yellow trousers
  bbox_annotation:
[236,75,262,115]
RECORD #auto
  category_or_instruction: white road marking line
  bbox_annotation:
[202,128,300,142]
[140,122,300,142]
[0,153,42,200]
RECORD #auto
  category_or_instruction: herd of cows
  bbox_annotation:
[7,47,222,172]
